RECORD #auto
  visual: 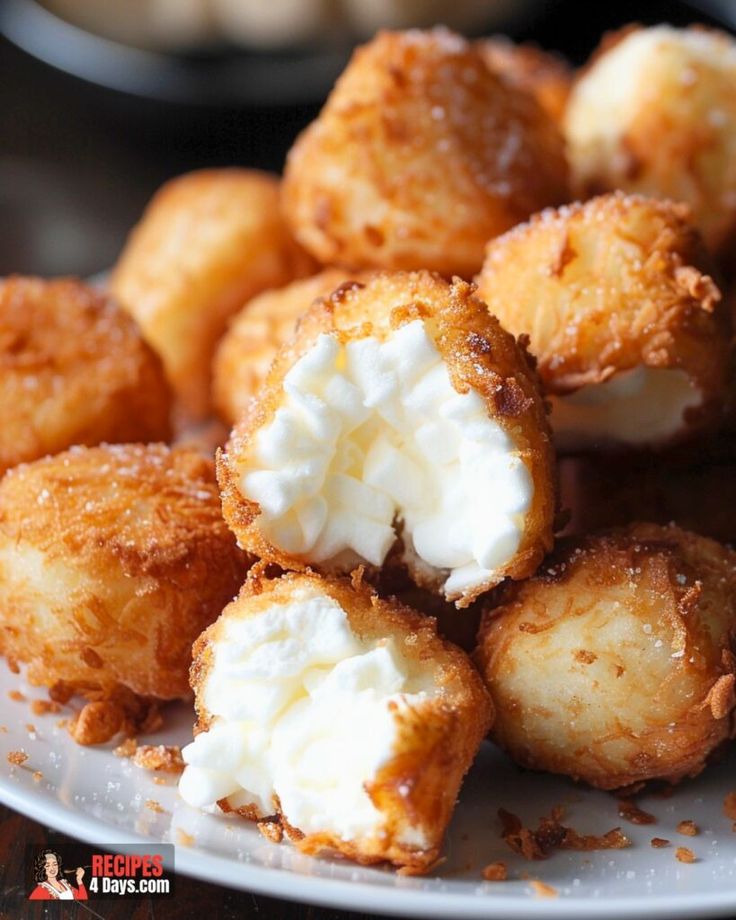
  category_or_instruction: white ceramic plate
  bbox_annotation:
[1,660,735,920]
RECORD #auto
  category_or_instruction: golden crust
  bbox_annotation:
[110,169,316,423]
[282,28,569,278]
[476,37,572,123]
[0,276,171,475]
[565,24,736,259]
[475,523,736,790]
[475,193,730,438]
[0,443,248,712]
[190,569,493,872]
[213,269,371,427]
[218,270,556,606]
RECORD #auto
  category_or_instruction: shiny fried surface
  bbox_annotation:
[476,523,736,790]
[565,24,736,259]
[191,570,493,871]
[476,193,730,436]
[0,444,248,729]
[0,276,171,475]
[213,268,369,427]
[110,169,315,422]
[218,270,556,602]
[282,28,569,277]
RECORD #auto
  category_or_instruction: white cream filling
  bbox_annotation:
[178,586,434,844]
[550,366,701,450]
[234,319,533,597]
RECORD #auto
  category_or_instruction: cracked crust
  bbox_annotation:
[282,28,568,278]
[217,270,556,607]
[190,569,493,872]
[475,523,736,790]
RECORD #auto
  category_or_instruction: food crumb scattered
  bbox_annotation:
[7,750,27,766]
[145,799,165,814]
[675,847,697,864]
[25,723,36,734]
[113,737,137,758]
[617,799,657,825]
[55,719,68,730]
[175,828,195,847]
[133,744,184,774]
[31,700,61,716]
[152,776,167,786]
[482,861,507,881]
[0,726,7,733]
[32,771,43,783]
[499,808,630,860]
[257,818,284,843]
[651,837,670,848]
[677,820,699,837]
[530,879,558,898]
[8,690,25,702]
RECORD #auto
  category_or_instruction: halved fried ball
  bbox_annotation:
[213,269,368,427]
[218,271,555,607]
[282,27,569,278]
[565,25,736,259]
[179,570,493,872]
[110,169,315,423]
[476,37,572,123]
[0,276,171,475]
[0,444,247,744]
[475,193,730,451]
[476,523,736,790]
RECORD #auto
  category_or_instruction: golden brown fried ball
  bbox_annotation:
[476,37,572,123]
[110,169,315,423]
[475,192,731,451]
[218,270,555,607]
[565,25,736,259]
[213,268,369,427]
[0,276,171,475]
[0,444,247,744]
[282,28,569,278]
[476,523,736,791]
[179,570,493,872]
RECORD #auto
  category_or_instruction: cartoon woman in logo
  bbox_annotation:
[28,849,88,900]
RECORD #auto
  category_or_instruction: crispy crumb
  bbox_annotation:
[133,744,184,774]
[651,837,670,848]
[145,799,165,814]
[0,726,7,733]
[152,776,167,786]
[617,799,657,825]
[31,700,61,716]
[8,690,25,702]
[7,750,27,765]
[32,771,43,783]
[724,792,736,820]
[482,861,508,881]
[677,820,699,837]
[499,808,630,860]
[675,847,697,863]
[25,724,36,734]
[113,737,138,758]
[257,818,284,844]
[530,879,558,898]
[176,828,195,847]
[55,719,68,729]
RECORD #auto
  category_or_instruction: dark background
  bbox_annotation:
[0,1,734,918]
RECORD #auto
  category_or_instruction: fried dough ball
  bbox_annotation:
[110,169,315,423]
[213,269,369,427]
[0,444,247,744]
[282,28,569,278]
[475,193,730,451]
[179,570,493,872]
[476,523,736,791]
[0,277,171,475]
[565,25,736,259]
[218,271,555,607]
[476,37,572,123]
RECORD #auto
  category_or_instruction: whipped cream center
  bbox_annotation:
[550,366,701,450]
[235,319,533,598]
[178,586,432,843]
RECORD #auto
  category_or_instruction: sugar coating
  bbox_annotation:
[178,585,433,843]
[235,319,533,597]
